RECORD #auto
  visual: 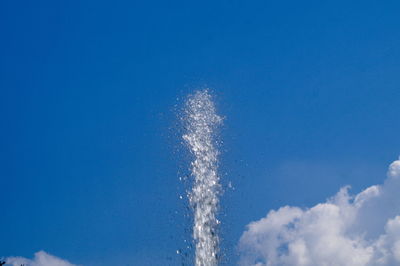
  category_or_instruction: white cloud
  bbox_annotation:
[6,251,76,266]
[239,159,400,266]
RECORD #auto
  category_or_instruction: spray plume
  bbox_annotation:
[182,90,222,266]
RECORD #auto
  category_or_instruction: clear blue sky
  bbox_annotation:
[1,1,400,265]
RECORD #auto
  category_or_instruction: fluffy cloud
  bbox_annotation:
[6,251,76,266]
[239,159,400,266]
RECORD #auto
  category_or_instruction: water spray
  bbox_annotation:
[183,90,222,266]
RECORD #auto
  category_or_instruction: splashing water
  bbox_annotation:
[183,90,222,266]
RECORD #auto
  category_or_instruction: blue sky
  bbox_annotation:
[1,1,400,265]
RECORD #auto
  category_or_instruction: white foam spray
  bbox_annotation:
[183,90,222,266]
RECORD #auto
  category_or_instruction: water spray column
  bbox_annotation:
[183,90,222,266]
